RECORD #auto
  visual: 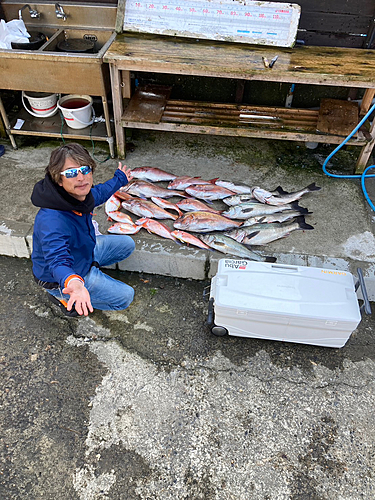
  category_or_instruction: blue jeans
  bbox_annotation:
[48,235,135,310]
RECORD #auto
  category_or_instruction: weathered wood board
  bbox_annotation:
[104,33,375,89]
[122,0,301,47]
[317,99,359,136]
[122,85,172,122]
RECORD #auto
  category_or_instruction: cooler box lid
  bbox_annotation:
[212,260,361,324]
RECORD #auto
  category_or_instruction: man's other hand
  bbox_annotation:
[118,162,133,182]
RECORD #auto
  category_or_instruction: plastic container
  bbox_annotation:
[12,32,46,50]
[209,260,366,348]
[57,94,94,129]
[22,91,58,118]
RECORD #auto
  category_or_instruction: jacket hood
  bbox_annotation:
[31,174,95,213]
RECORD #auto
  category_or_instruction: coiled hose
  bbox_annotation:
[322,101,375,211]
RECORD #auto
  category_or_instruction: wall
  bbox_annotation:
[294,0,375,48]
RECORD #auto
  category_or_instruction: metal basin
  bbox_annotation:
[2,27,57,52]
[41,28,116,56]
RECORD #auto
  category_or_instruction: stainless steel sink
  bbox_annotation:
[0,1,117,156]
[0,0,116,94]
[2,25,116,56]
[0,1,117,56]
[0,28,115,94]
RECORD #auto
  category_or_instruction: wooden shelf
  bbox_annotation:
[106,36,375,169]
[120,89,368,146]
[9,108,110,142]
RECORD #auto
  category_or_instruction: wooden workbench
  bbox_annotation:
[104,33,375,170]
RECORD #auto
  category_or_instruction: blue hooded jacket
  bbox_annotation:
[31,169,128,288]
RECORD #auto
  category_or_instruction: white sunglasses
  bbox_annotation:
[60,165,92,178]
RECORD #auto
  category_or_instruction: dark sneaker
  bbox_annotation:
[48,294,79,317]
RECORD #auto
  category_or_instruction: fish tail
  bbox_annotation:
[291,201,305,212]
[135,217,148,227]
[265,256,277,263]
[296,216,314,230]
[307,182,321,192]
[274,186,289,195]
[244,230,260,240]
[298,206,309,214]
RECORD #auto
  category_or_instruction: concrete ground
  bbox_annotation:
[0,131,375,499]
[1,256,375,499]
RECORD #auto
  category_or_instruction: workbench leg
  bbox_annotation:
[121,70,132,99]
[101,95,115,158]
[360,89,375,116]
[110,64,126,159]
[0,96,18,150]
[355,119,375,174]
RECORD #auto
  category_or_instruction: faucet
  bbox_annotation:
[55,3,67,21]
[18,5,40,21]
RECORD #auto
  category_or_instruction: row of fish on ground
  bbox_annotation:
[104,166,321,261]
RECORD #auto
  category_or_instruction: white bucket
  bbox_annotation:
[57,94,95,129]
[22,91,58,118]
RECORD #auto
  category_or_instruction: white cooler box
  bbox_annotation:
[208,259,371,348]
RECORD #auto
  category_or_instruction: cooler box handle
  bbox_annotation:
[271,264,299,273]
[355,268,372,315]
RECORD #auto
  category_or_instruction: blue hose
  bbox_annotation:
[322,101,375,211]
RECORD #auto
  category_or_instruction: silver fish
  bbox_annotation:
[222,192,258,206]
[185,184,235,201]
[199,233,270,261]
[222,187,289,206]
[222,201,305,219]
[241,208,311,226]
[242,217,314,245]
[130,166,177,182]
[121,199,177,220]
[215,180,253,194]
[252,183,321,205]
[124,180,185,199]
[174,211,242,232]
[225,227,259,243]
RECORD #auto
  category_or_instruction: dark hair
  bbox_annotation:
[46,143,96,183]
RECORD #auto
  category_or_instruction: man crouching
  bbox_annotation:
[31,143,135,317]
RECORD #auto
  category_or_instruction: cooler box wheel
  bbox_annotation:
[211,325,229,337]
